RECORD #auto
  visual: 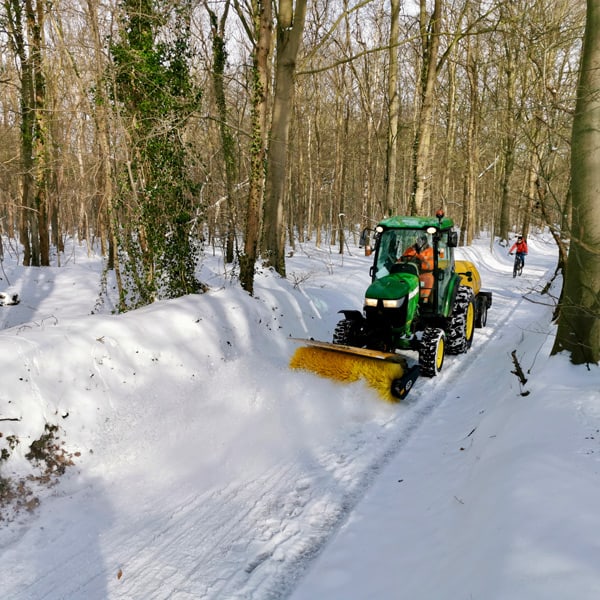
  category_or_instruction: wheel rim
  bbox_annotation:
[465,302,475,341]
[435,335,445,371]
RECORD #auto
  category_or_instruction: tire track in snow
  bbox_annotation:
[272,253,558,599]
[234,258,558,599]
[96,462,322,599]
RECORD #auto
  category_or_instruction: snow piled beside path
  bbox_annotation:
[0,233,599,600]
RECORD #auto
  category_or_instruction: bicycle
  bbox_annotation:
[511,252,524,277]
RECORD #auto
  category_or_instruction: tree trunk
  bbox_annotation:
[410,0,442,216]
[239,0,272,295]
[5,0,49,266]
[521,149,539,239]
[31,0,49,266]
[461,29,478,246]
[552,0,600,364]
[262,0,307,277]
[207,1,237,264]
[86,0,122,293]
[497,31,517,245]
[384,0,401,216]
[336,103,350,255]
[440,52,457,215]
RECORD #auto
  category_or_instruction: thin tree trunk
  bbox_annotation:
[384,0,401,216]
[207,1,237,264]
[337,103,349,255]
[498,33,517,245]
[440,55,457,214]
[410,0,442,216]
[5,0,51,266]
[31,0,49,266]
[239,0,272,295]
[86,0,122,292]
[461,29,478,246]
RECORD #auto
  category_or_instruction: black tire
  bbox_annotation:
[332,318,362,346]
[419,327,445,377]
[513,256,523,278]
[446,286,476,355]
[475,296,488,328]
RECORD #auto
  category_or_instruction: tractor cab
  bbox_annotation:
[368,215,458,317]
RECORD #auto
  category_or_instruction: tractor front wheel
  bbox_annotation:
[419,327,446,377]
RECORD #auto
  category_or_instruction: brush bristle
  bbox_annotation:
[290,346,407,402]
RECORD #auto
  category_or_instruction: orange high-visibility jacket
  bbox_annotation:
[402,245,434,300]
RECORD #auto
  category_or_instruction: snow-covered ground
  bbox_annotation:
[0,232,599,599]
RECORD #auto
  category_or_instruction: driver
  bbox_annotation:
[401,233,434,300]
[402,233,433,269]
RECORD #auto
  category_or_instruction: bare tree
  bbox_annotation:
[262,0,307,277]
[85,0,122,288]
[206,0,237,264]
[4,0,51,265]
[460,21,479,246]
[238,0,272,295]
[409,0,442,215]
[384,0,401,215]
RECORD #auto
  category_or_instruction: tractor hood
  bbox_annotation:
[365,272,419,302]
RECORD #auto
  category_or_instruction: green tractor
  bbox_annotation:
[333,211,492,380]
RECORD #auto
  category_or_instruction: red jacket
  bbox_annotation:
[510,239,528,254]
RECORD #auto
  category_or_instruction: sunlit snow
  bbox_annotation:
[1,232,599,599]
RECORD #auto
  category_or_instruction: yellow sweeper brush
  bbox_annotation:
[289,339,420,402]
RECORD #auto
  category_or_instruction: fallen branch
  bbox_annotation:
[510,350,528,385]
[511,350,530,396]
[0,417,21,422]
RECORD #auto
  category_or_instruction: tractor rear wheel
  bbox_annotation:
[475,295,488,327]
[447,286,476,354]
[419,327,445,377]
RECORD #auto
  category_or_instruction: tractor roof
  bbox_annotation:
[378,215,455,231]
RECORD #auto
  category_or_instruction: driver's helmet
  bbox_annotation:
[415,233,428,252]
[517,234,523,242]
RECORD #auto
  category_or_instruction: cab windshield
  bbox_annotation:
[374,229,431,279]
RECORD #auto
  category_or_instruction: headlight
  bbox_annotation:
[364,297,378,307]
[382,298,405,308]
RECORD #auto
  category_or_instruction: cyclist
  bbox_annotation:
[509,235,528,271]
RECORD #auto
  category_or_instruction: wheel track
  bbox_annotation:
[273,260,557,599]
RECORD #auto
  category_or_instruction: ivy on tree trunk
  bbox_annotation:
[110,0,203,309]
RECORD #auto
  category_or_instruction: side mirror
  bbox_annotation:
[447,231,458,247]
